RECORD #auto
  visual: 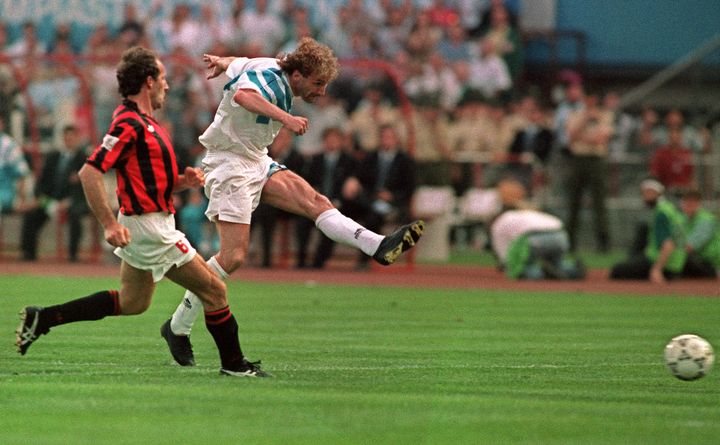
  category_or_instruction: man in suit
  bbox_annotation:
[350,125,417,269]
[20,124,89,261]
[295,127,359,268]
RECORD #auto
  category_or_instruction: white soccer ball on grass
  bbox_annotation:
[664,334,714,381]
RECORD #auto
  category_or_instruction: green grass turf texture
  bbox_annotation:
[0,275,718,445]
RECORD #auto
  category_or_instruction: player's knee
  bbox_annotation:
[119,297,151,315]
[218,247,246,273]
[309,192,333,218]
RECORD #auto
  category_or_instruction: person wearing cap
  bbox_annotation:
[680,189,719,278]
[610,178,687,283]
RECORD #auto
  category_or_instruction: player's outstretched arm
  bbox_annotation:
[233,89,308,135]
[203,54,237,79]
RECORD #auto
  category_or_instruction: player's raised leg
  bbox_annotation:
[262,170,424,265]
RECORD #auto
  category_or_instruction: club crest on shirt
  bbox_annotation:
[147,124,155,133]
[101,134,120,151]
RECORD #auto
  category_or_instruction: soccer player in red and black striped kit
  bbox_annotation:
[15,46,267,377]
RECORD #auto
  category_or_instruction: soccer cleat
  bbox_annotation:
[160,319,195,366]
[372,220,425,266]
[16,306,46,355]
[220,359,271,377]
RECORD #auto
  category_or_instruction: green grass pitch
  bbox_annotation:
[1,274,718,444]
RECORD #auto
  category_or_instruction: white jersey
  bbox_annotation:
[491,210,563,262]
[198,57,294,161]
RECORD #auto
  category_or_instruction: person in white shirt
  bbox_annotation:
[489,190,584,280]
[161,38,424,368]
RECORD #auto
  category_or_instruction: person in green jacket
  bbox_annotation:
[680,188,719,278]
[610,178,687,283]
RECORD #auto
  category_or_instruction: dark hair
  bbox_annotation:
[681,188,702,200]
[62,124,78,134]
[116,46,159,97]
[321,127,344,139]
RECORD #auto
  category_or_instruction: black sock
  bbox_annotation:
[205,306,244,369]
[40,290,120,331]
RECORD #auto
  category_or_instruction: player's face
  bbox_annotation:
[150,60,169,110]
[293,71,329,103]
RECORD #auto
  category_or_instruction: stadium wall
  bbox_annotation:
[553,0,720,66]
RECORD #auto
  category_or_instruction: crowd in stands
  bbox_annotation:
[0,0,717,278]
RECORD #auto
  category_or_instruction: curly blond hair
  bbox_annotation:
[278,37,339,82]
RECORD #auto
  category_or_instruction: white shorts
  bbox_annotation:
[202,151,285,224]
[114,213,197,282]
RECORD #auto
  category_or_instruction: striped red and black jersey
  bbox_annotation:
[86,99,178,215]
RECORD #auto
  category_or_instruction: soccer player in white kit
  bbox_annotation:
[161,38,424,367]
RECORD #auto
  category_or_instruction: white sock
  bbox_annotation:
[315,209,383,256]
[170,256,229,336]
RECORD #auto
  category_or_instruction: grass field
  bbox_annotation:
[1,274,718,445]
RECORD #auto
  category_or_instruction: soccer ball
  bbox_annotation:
[664,334,714,381]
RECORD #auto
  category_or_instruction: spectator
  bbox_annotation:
[506,96,554,190]
[466,38,512,100]
[20,124,89,261]
[85,24,121,140]
[481,3,522,80]
[603,91,636,159]
[351,125,417,269]
[405,9,443,62]
[480,99,516,187]
[489,182,585,280]
[318,4,353,58]
[446,90,491,189]
[472,0,519,38]
[376,5,414,60]
[295,127,359,269]
[657,108,704,152]
[438,22,472,63]
[277,7,316,55]
[117,2,146,48]
[404,51,462,112]
[293,94,349,157]
[425,0,461,30]
[411,98,453,186]
[5,21,47,59]
[650,127,695,196]
[0,118,31,215]
[214,0,246,51]
[347,84,403,153]
[564,91,614,252]
[679,189,719,279]
[629,106,662,157]
[241,0,286,55]
[610,178,687,284]
[155,4,203,56]
[553,80,584,155]
[47,23,76,55]
[252,128,305,268]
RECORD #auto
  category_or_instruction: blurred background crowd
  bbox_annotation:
[0,0,718,272]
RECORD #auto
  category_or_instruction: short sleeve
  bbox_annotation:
[226,57,250,79]
[86,119,138,172]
